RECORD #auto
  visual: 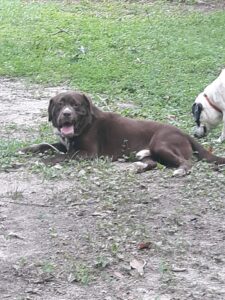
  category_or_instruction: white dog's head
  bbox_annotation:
[192,92,222,138]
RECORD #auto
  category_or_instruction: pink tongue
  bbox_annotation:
[60,125,74,136]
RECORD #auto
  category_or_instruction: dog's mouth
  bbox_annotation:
[60,122,75,137]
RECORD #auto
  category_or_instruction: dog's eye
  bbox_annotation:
[78,109,86,115]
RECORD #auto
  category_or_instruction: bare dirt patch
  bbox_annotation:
[1,78,225,300]
[183,0,225,13]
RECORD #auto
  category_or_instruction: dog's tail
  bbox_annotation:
[188,135,225,165]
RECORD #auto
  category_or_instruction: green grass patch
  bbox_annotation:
[1,0,225,123]
[0,139,25,170]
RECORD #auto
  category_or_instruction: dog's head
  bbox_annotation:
[192,92,223,138]
[192,102,207,138]
[48,91,94,138]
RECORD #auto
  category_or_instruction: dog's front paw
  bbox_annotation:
[19,144,42,154]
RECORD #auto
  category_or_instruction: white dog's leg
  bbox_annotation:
[136,149,151,160]
[217,116,225,143]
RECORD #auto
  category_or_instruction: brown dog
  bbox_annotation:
[22,91,225,176]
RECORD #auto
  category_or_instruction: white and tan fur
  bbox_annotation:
[193,69,225,142]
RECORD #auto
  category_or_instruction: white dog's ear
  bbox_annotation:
[192,103,203,126]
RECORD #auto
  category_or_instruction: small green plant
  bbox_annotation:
[8,189,24,201]
[159,260,171,275]
[111,242,119,255]
[72,263,92,285]
[0,139,26,170]
[95,256,110,269]
[41,262,55,274]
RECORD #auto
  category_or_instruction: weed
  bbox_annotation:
[41,262,55,274]
[72,262,92,285]
[159,260,171,275]
[9,189,24,201]
[95,256,110,269]
[0,139,26,170]
[111,242,119,255]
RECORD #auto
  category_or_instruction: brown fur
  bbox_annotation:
[22,91,225,174]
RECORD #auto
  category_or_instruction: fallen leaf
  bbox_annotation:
[137,241,151,250]
[130,258,146,276]
[67,273,76,283]
[171,267,187,272]
[113,271,124,279]
[208,146,213,153]
[8,232,24,240]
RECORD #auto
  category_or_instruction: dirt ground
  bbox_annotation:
[0,77,225,300]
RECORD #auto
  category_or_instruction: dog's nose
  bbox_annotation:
[63,111,71,117]
[62,107,72,117]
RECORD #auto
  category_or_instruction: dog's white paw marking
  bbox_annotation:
[134,161,148,172]
[136,149,151,160]
[173,168,188,177]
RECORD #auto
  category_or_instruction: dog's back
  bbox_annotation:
[204,69,225,106]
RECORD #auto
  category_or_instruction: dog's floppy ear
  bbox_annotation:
[82,93,94,115]
[192,103,203,126]
[48,98,55,122]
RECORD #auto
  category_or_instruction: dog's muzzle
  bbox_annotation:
[192,102,207,138]
[194,125,207,138]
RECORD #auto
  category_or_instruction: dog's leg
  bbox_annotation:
[136,149,151,160]
[67,148,98,160]
[217,117,225,143]
[19,142,67,154]
[134,149,157,173]
[172,162,191,177]
[42,152,68,165]
[134,157,157,173]
[151,146,191,177]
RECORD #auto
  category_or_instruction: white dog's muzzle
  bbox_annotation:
[193,125,207,138]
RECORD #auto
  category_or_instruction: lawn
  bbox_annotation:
[1,0,225,124]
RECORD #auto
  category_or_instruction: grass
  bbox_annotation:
[1,1,225,115]
[1,0,225,169]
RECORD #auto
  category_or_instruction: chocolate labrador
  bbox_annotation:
[21,91,225,176]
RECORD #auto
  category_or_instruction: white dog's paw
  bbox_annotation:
[136,149,151,160]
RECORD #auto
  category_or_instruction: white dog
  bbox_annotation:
[192,69,225,142]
